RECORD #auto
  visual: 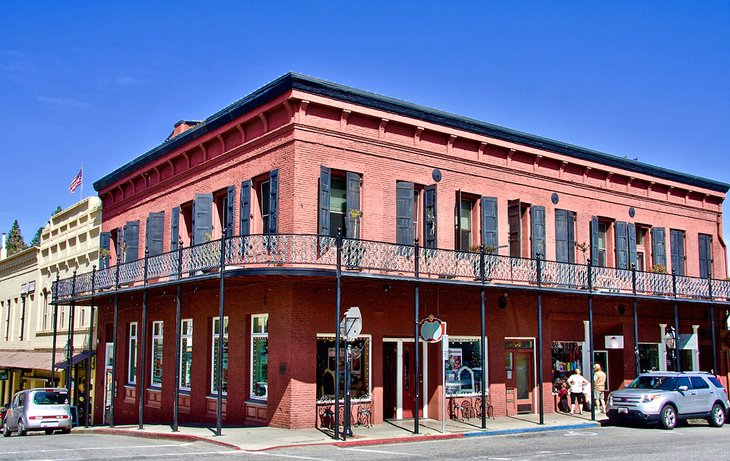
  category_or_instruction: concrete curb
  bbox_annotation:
[76,427,242,451]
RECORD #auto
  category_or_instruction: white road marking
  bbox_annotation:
[342,447,422,456]
[563,430,596,437]
[4,442,193,455]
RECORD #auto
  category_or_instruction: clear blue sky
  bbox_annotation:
[2,2,729,259]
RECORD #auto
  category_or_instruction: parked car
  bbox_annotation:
[607,371,730,429]
[2,388,72,436]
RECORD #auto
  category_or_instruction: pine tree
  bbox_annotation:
[30,226,43,247]
[6,220,28,256]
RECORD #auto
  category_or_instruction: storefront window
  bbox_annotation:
[638,343,659,372]
[180,319,193,390]
[551,341,582,383]
[316,336,371,400]
[445,338,484,395]
[151,321,163,387]
[128,322,138,384]
[211,316,228,394]
[250,314,268,399]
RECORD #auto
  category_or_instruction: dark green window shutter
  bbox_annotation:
[424,185,437,249]
[615,221,628,269]
[508,199,521,258]
[345,172,361,239]
[670,229,685,275]
[628,223,637,269]
[319,167,331,236]
[480,197,498,251]
[268,170,279,234]
[146,212,165,257]
[567,211,575,263]
[530,205,546,260]
[99,231,111,268]
[116,226,123,258]
[396,181,414,245]
[555,209,568,263]
[699,234,712,278]
[171,207,180,251]
[192,193,213,245]
[652,227,666,268]
[226,185,235,238]
[240,180,251,236]
[590,216,599,265]
[123,220,140,262]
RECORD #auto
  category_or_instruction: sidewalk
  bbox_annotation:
[78,412,605,451]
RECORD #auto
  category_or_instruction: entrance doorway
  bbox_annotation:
[505,338,535,414]
[103,342,113,425]
[382,339,427,420]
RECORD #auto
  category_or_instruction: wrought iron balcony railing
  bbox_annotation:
[52,233,730,304]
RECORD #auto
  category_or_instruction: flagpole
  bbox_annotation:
[80,164,83,200]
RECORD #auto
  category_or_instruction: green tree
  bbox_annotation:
[30,226,43,247]
[52,206,62,216]
[6,220,28,256]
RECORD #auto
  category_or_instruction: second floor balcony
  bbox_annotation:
[52,233,730,305]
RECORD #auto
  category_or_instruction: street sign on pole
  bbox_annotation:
[340,306,362,342]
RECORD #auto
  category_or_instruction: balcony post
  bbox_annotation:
[85,265,96,427]
[216,229,226,436]
[480,245,487,429]
[334,229,342,440]
[139,249,149,430]
[587,259,594,421]
[110,247,121,427]
[173,239,183,432]
[672,270,680,372]
[708,271,717,375]
[66,270,77,396]
[536,254,544,425]
[414,237,420,435]
[631,264,640,377]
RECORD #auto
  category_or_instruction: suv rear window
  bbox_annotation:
[32,391,68,405]
[708,376,725,389]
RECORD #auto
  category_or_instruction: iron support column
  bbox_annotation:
[480,245,487,429]
[672,270,680,372]
[173,241,183,432]
[632,265,640,377]
[110,250,121,427]
[51,274,60,387]
[414,238,420,434]
[85,266,96,427]
[536,254,544,425]
[67,271,77,395]
[588,259,595,422]
[139,249,149,430]
[708,273,717,375]
[216,231,227,436]
[334,230,342,440]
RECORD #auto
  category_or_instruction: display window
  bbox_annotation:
[552,341,582,383]
[638,343,659,372]
[316,336,371,400]
[445,338,485,396]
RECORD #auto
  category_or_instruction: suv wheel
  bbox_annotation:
[708,404,725,428]
[2,421,10,437]
[660,405,677,430]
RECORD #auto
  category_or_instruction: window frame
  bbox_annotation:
[179,318,193,391]
[210,316,229,395]
[315,334,373,401]
[445,336,489,397]
[250,314,269,400]
[151,320,163,387]
[128,322,138,385]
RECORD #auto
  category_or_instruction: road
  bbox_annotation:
[1,423,728,461]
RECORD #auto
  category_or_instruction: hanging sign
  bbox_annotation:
[604,335,624,349]
[419,315,446,343]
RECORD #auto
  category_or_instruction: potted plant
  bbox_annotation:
[469,244,495,279]
[575,242,588,264]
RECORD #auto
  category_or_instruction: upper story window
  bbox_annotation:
[260,180,271,233]
[597,223,607,267]
[509,200,545,259]
[590,217,614,267]
[670,229,686,276]
[455,194,478,252]
[214,186,235,239]
[698,234,713,278]
[554,209,576,263]
[240,170,278,236]
[636,226,649,271]
[319,167,361,238]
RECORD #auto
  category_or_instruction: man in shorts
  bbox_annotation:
[567,369,589,415]
[593,363,607,413]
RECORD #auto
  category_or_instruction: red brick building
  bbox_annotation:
[53,73,730,430]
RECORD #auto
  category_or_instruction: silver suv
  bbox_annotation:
[607,372,729,429]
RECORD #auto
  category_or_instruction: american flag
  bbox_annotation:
[69,168,83,192]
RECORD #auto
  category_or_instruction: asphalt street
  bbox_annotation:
[1,423,728,461]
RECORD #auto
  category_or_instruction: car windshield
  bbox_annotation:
[627,375,677,390]
[32,391,68,405]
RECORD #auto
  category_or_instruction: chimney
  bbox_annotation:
[167,120,201,141]
[0,233,6,260]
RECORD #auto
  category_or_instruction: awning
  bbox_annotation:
[0,350,54,371]
[54,350,95,369]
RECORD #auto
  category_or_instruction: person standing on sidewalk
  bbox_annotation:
[593,364,607,413]
[567,369,589,415]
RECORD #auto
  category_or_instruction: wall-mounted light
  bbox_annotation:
[498,293,508,309]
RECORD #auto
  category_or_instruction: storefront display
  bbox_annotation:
[552,341,582,383]
[445,338,483,395]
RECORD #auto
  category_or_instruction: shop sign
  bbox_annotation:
[504,340,533,349]
[0,369,7,381]
[419,315,445,342]
[604,335,624,349]
[340,306,362,342]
